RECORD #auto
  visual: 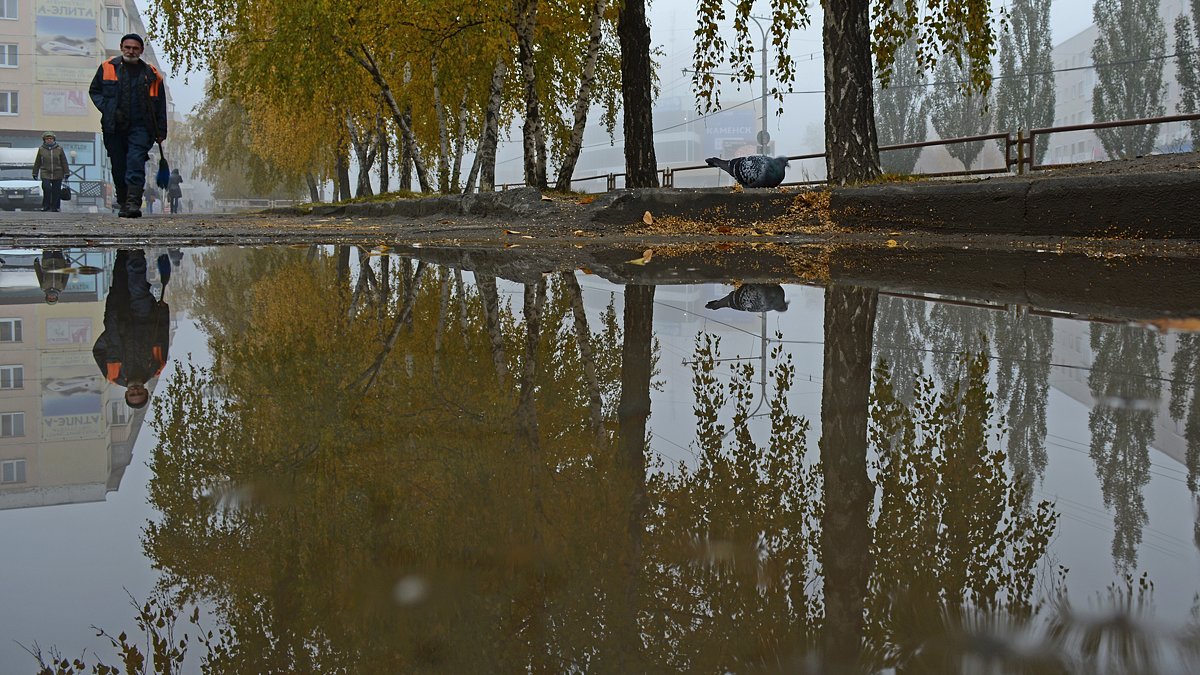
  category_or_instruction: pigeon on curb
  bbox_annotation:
[705,284,789,313]
[705,155,790,188]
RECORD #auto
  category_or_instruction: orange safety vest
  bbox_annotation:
[100,58,163,96]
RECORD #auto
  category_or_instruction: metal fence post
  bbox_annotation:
[607,173,615,191]
[1017,130,1026,175]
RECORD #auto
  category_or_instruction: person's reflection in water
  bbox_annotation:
[705,282,789,312]
[34,248,70,304]
[93,249,171,409]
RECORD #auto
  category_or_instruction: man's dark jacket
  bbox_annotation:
[92,298,170,387]
[88,56,168,139]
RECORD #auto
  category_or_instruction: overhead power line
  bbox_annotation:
[783,48,1200,95]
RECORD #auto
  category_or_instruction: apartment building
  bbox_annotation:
[1047,0,1195,165]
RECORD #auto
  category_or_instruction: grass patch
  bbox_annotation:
[860,172,925,186]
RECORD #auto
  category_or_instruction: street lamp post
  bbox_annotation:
[747,15,770,155]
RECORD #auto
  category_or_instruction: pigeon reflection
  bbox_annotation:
[705,283,789,313]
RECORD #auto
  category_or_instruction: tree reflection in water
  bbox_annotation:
[29,251,1200,673]
[1088,323,1163,574]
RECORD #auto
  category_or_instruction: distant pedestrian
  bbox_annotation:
[167,168,182,213]
[89,33,168,219]
[145,186,156,214]
[32,132,69,212]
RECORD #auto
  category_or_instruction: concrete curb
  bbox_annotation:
[830,171,1200,237]
[590,187,796,225]
[272,186,557,220]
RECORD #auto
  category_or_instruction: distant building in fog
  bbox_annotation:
[1047,0,1195,165]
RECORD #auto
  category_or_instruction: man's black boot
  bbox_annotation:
[124,186,143,219]
[116,185,130,217]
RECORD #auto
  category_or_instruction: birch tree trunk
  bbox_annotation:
[477,56,509,193]
[334,145,352,202]
[347,117,377,198]
[431,55,452,192]
[345,44,433,192]
[305,172,320,202]
[451,90,470,193]
[554,0,608,190]
[377,114,390,194]
[400,109,413,192]
[515,0,548,189]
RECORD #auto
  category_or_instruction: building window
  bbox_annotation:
[0,91,16,115]
[0,0,16,21]
[0,411,24,437]
[0,319,20,342]
[1,458,24,483]
[0,44,16,67]
[105,7,125,33]
[0,365,22,389]
[108,399,130,425]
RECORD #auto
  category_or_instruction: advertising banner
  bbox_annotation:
[40,349,105,442]
[704,109,756,157]
[44,317,93,346]
[42,90,91,116]
[34,0,102,131]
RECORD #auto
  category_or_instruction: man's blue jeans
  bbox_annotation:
[104,125,152,196]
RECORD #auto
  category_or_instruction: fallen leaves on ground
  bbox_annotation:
[627,249,654,265]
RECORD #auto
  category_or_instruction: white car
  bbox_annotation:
[0,168,42,211]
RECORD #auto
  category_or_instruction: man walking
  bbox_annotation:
[89,33,167,219]
[32,132,69,212]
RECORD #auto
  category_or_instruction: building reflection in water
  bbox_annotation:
[0,248,172,510]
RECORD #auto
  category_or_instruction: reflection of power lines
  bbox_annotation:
[1034,486,1190,560]
[1047,432,1187,481]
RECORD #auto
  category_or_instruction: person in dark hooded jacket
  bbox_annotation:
[88,33,168,219]
[93,249,171,410]
[32,132,69,212]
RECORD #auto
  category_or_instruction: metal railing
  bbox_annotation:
[1017,112,1200,172]
[494,112,1200,192]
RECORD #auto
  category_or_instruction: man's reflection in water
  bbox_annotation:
[92,249,171,409]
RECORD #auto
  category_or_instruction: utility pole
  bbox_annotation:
[748,15,770,155]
